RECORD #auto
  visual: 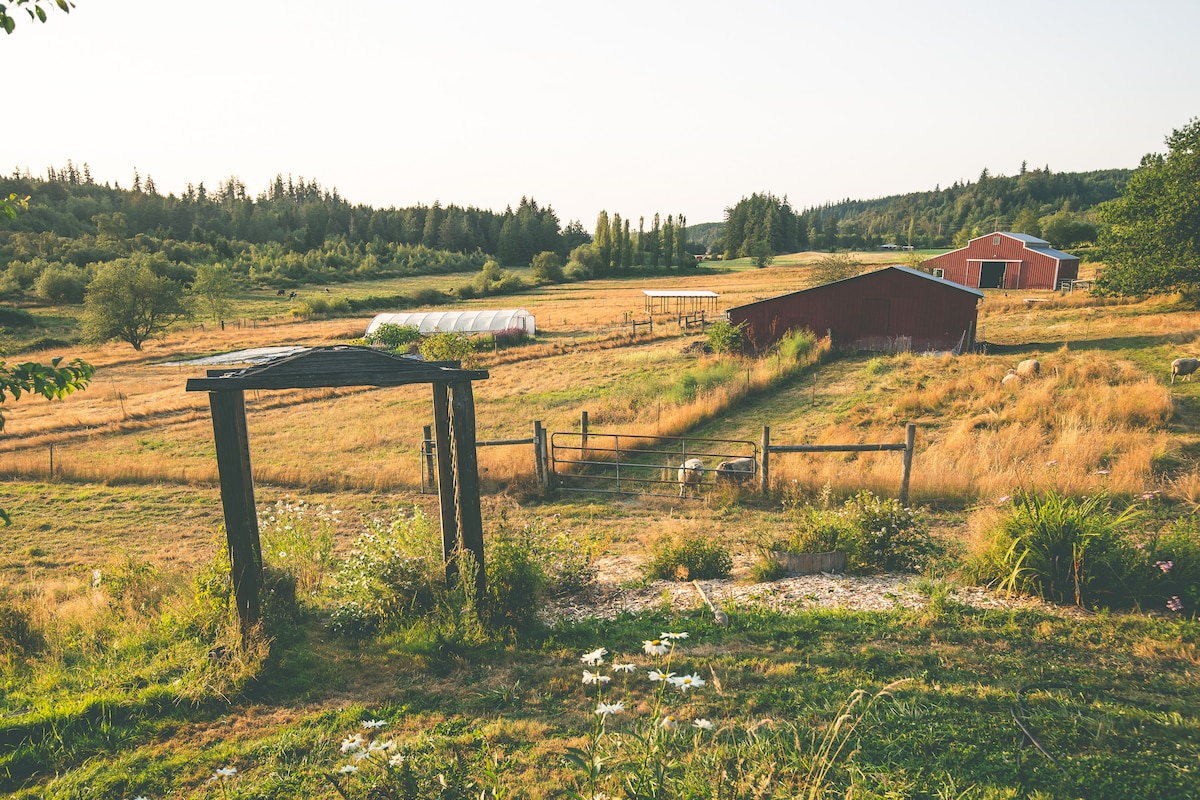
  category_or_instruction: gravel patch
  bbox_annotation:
[541,553,1067,624]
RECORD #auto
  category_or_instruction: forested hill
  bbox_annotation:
[806,166,1131,249]
[718,166,1133,258]
[0,166,591,288]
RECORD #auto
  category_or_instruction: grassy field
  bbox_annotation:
[2,253,1199,798]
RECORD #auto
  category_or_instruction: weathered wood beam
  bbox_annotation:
[208,389,262,637]
[432,383,459,587]
[449,381,486,606]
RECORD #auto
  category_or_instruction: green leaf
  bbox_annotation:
[34,4,45,21]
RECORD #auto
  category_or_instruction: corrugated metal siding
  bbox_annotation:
[728,269,979,352]
[924,234,1076,290]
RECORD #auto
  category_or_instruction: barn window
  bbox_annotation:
[992,236,1001,246]
[932,268,944,278]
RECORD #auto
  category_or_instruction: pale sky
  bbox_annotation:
[7,0,1198,227]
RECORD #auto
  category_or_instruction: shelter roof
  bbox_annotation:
[641,290,719,298]
[366,309,534,335]
[185,345,488,392]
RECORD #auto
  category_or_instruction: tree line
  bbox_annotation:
[720,167,1131,259]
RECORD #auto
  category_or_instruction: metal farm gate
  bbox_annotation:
[550,432,757,498]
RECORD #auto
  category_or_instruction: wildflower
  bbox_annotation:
[1156,560,1174,573]
[669,673,706,692]
[612,662,636,673]
[643,639,671,656]
[582,670,611,685]
[352,749,371,761]
[338,764,359,774]
[595,701,625,716]
[660,631,689,640]
[660,715,680,731]
[693,718,714,731]
[341,733,366,753]
[1045,460,1058,467]
[1167,596,1184,612]
[1094,469,1111,476]
[389,753,406,766]
[648,669,676,682]
[369,739,395,752]
[1135,542,1146,550]
[362,719,388,729]
[209,766,237,781]
[581,647,608,666]
[995,495,1011,505]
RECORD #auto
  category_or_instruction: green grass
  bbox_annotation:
[3,599,1196,798]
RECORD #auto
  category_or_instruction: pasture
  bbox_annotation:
[2,254,1199,798]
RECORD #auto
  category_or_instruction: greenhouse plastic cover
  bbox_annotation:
[366,309,535,336]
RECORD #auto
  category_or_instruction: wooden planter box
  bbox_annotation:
[771,550,847,574]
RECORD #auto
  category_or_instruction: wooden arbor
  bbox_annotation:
[186,346,489,634]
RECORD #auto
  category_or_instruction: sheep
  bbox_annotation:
[1016,358,1040,378]
[1001,369,1020,387]
[714,457,756,485]
[678,457,704,497]
[1171,358,1200,384]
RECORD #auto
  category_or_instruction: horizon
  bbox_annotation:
[7,0,1198,227]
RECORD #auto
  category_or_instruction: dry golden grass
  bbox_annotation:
[2,260,1198,518]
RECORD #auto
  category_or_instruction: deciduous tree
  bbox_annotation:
[82,255,190,350]
[1097,118,1200,295]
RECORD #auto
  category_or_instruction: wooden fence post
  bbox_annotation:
[899,422,916,506]
[581,410,589,453]
[533,420,545,489]
[761,426,771,497]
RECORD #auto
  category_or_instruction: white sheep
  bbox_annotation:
[1016,358,1040,378]
[1001,369,1020,387]
[714,457,756,485]
[1171,358,1200,384]
[678,458,704,497]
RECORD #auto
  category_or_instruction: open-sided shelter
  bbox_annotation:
[726,266,983,353]
[186,346,489,634]
[922,232,1079,290]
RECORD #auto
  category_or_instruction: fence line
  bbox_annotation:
[760,423,916,504]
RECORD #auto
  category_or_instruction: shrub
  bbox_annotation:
[366,322,421,352]
[530,250,564,283]
[294,295,351,316]
[779,490,939,574]
[777,328,817,363]
[966,491,1141,607]
[33,264,87,304]
[646,534,733,580]
[419,330,476,364]
[670,360,737,404]
[329,510,441,637]
[484,537,546,633]
[706,319,745,354]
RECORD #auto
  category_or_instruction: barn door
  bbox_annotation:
[979,261,1006,289]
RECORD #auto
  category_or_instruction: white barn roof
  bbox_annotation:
[366,309,535,336]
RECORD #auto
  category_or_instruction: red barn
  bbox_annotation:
[726,266,982,353]
[922,232,1080,290]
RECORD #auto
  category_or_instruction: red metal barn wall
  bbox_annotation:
[924,235,1075,290]
[729,271,979,352]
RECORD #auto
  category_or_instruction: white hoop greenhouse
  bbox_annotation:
[366,309,536,336]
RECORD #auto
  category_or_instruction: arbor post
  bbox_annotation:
[208,389,262,638]
[449,381,486,607]
[432,383,459,586]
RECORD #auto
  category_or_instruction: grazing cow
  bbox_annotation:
[1016,359,1040,378]
[1171,358,1200,384]
[678,458,704,497]
[276,289,285,296]
[714,457,756,485]
[288,291,297,300]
